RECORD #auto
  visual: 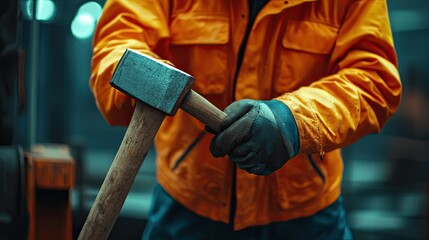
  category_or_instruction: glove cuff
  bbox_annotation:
[264,100,300,157]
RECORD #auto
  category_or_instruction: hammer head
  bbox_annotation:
[110,49,195,115]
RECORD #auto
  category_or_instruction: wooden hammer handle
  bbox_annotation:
[180,90,226,133]
[78,90,225,240]
[78,101,166,240]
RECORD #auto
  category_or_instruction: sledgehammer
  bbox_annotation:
[78,49,226,240]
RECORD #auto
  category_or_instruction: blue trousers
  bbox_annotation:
[142,184,352,240]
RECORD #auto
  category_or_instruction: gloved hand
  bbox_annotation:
[210,99,299,176]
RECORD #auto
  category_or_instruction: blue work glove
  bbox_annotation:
[210,99,299,176]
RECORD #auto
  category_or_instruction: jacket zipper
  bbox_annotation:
[228,0,270,229]
[228,4,251,230]
[306,154,326,183]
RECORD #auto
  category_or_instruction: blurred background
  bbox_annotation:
[0,0,428,239]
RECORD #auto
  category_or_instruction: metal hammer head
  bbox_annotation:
[110,49,195,115]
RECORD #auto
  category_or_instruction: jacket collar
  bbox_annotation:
[254,0,318,25]
[266,0,318,10]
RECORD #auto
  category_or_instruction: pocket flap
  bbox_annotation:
[171,14,229,45]
[283,20,339,54]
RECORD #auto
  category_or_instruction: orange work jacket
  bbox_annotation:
[90,0,402,230]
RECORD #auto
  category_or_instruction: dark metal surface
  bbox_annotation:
[0,145,27,240]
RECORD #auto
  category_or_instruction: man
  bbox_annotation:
[90,0,402,239]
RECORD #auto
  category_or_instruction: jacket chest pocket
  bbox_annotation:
[169,13,230,95]
[274,20,339,94]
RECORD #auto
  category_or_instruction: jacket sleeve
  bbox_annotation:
[276,0,402,155]
[90,0,171,126]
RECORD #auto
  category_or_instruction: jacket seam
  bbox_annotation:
[309,100,325,157]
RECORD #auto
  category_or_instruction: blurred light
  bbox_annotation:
[390,10,429,32]
[71,1,103,39]
[71,14,95,39]
[24,0,56,21]
[78,1,103,20]
[349,210,406,231]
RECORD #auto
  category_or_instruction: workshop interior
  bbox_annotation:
[1,0,428,239]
